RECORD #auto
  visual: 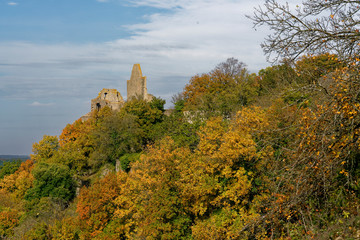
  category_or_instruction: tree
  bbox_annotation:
[294,53,343,84]
[23,223,51,240]
[183,58,258,118]
[214,57,248,78]
[50,217,80,240]
[57,115,99,176]
[119,97,165,144]
[59,118,95,149]
[0,160,22,179]
[257,60,296,95]
[149,96,166,113]
[249,7,360,236]
[249,0,360,62]
[0,161,34,238]
[187,108,272,239]
[0,159,35,198]
[242,62,360,237]
[256,71,360,237]
[76,173,121,239]
[31,135,59,163]
[126,137,193,239]
[91,113,143,168]
[171,93,185,112]
[25,162,75,202]
[151,109,202,151]
[119,153,141,172]
[0,209,19,238]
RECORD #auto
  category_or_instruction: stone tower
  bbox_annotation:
[81,64,153,121]
[127,64,153,101]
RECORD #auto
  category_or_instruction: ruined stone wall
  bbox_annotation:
[90,88,125,112]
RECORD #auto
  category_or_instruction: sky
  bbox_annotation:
[0,0,273,155]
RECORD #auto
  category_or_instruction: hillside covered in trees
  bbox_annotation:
[1,0,360,239]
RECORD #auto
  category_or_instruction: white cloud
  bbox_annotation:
[0,0,304,155]
[8,2,18,6]
[0,0,271,104]
[127,0,187,9]
[29,101,55,107]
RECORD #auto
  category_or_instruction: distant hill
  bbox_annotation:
[0,155,29,161]
[0,155,29,167]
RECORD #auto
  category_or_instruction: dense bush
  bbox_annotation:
[25,162,75,202]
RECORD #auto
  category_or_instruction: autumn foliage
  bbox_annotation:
[3,34,360,239]
[76,173,121,238]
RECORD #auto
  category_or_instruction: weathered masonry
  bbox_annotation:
[82,64,153,120]
[90,88,124,112]
[127,64,153,102]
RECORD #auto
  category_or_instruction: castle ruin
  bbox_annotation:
[82,64,153,120]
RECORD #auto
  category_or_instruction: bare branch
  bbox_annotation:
[247,0,360,63]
